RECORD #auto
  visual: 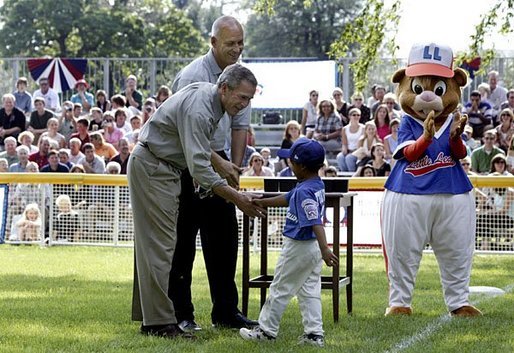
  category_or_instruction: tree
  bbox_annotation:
[0,0,207,58]
[245,0,360,59]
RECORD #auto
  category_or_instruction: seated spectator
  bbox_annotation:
[102,118,124,150]
[0,158,8,172]
[357,165,377,177]
[124,115,142,147]
[28,137,51,170]
[121,74,143,111]
[462,125,481,151]
[0,136,19,166]
[110,138,130,174]
[383,118,399,163]
[95,90,111,113]
[279,120,302,170]
[68,138,85,165]
[78,142,105,174]
[33,77,60,112]
[106,161,122,174]
[40,117,66,149]
[18,131,38,154]
[70,118,90,149]
[29,97,54,144]
[16,203,42,242]
[348,91,371,124]
[471,129,504,174]
[12,77,32,115]
[368,84,385,111]
[332,87,349,124]
[72,103,83,119]
[371,90,401,115]
[114,108,132,134]
[500,88,514,112]
[495,108,514,153]
[462,90,493,139]
[487,70,508,125]
[242,145,257,168]
[89,132,118,161]
[323,165,338,178]
[243,152,274,177]
[278,158,294,177]
[142,98,156,124]
[347,121,380,172]
[40,150,70,173]
[259,147,275,175]
[58,149,74,170]
[155,85,171,107]
[373,104,391,141]
[53,194,81,242]
[110,94,128,113]
[89,107,104,132]
[312,99,343,154]
[1,93,26,151]
[9,145,30,172]
[58,101,77,142]
[356,142,390,177]
[70,79,94,113]
[337,107,364,172]
[460,156,476,176]
[489,153,512,176]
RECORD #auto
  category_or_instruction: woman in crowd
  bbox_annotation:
[90,132,117,163]
[300,89,319,138]
[349,91,371,123]
[18,131,38,154]
[243,152,274,177]
[383,118,400,163]
[495,108,514,153]
[489,153,512,176]
[155,85,171,107]
[40,118,66,149]
[351,121,381,171]
[332,87,349,125]
[357,142,391,177]
[313,99,343,154]
[337,107,364,172]
[96,90,111,113]
[373,104,391,142]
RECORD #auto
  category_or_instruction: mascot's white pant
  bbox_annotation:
[381,190,476,312]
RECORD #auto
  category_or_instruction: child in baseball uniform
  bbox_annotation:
[239,137,338,347]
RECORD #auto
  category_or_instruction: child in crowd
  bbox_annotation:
[240,137,338,348]
[54,195,81,242]
[16,203,42,241]
[0,158,8,172]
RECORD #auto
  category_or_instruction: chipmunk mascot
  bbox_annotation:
[381,43,482,317]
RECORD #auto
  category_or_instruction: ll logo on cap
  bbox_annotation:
[406,43,454,78]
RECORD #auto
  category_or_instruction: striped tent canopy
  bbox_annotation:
[27,58,88,93]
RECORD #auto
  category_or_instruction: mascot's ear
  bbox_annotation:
[453,68,468,87]
[392,69,405,84]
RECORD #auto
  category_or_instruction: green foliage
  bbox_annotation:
[328,0,401,92]
[0,0,207,58]
[247,0,360,59]
[456,0,514,76]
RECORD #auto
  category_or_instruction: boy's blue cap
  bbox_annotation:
[277,137,325,166]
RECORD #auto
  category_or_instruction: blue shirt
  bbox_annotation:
[13,91,33,113]
[384,114,473,195]
[40,163,70,173]
[283,177,325,240]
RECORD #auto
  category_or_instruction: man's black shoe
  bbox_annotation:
[213,312,259,329]
[140,323,195,339]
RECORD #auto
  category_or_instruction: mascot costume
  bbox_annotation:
[382,43,482,317]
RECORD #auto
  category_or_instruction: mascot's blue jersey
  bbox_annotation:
[384,114,473,195]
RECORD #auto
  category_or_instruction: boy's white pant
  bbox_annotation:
[259,237,324,337]
[381,191,476,312]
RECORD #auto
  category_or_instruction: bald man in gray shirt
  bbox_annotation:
[169,16,257,331]
[129,64,265,339]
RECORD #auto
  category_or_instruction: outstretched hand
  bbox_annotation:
[235,192,267,218]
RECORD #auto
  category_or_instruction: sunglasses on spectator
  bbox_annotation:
[461,163,470,166]
[333,93,342,97]
[353,98,363,101]
[351,113,361,116]
[311,94,318,97]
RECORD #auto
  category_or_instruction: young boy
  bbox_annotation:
[239,137,338,348]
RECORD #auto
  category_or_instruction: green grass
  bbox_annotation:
[0,246,513,353]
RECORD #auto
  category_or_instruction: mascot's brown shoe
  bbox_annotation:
[450,305,483,317]
[385,306,413,316]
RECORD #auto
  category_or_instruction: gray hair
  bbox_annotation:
[217,64,257,90]
[211,15,242,38]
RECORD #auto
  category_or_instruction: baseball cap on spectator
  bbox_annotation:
[277,137,325,168]
[75,79,89,89]
[406,43,454,78]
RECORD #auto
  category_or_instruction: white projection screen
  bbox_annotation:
[242,60,338,109]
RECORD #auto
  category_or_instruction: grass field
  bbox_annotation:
[0,246,513,353]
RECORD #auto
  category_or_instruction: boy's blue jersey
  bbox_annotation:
[283,177,325,240]
[384,114,473,195]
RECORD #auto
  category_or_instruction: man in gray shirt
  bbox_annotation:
[169,15,256,332]
[129,64,265,339]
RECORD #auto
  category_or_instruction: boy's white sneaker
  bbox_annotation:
[239,326,275,342]
[298,333,325,348]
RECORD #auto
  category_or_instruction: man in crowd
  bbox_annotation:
[33,77,60,112]
[471,129,504,174]
[40,149,70,173]
[9,145,30,172]
[169,15,256,332]
[78,143,105,174]
[0,136,19,166]
[69,138,85,164]
[110,137,130,175]
[462,90,493,139]
[487,70,508,124]
[29,97,54,144]
[71,79,94,113]
[0,93,26,151]
[12,77,33,115]
[129,64,265,339]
